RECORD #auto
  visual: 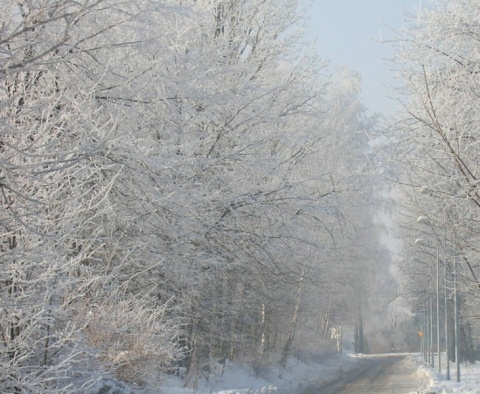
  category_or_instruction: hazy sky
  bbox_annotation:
[306,0,422,116]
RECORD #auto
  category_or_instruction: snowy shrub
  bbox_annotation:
[84,295,183,385]
[90,376,131,394]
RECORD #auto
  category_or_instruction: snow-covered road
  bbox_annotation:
[299,355,428,394]
[151,353,480,393]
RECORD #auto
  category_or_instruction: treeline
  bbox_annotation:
[0,0,380,391]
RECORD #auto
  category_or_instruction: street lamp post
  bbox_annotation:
[421,312,425,359]
[436,248,441,372]
[430,295,434,368]
[454,256,460,382]
[423,301,430,363]
[415,197,461,381]
[445,249,450,380]
[416,215,447,376]
[414,226,438,369]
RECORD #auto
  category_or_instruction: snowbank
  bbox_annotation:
[136,352,364,394]
[410,354,480,393]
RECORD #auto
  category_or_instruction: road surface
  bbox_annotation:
[301,355,428,394]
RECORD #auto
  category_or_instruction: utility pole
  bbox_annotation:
[430,295,434,368]
[445,252,450,380]
[454,256,460,382]
[437,248,441,372]
[423,302,428,361]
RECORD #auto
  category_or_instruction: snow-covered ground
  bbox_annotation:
[125,352,480,394]
[411,353,480,393]
[138,352,364,394]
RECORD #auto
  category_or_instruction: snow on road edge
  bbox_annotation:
[409,353,480,393]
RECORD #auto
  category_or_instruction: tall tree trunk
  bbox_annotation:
[280,268,305,368]
[354,311,365,354]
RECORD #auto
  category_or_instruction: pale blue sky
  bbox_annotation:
[306,0,422,115]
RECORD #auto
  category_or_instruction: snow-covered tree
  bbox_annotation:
[0,1,183,390]
[388,0,480,361]
[1,0,380,391]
